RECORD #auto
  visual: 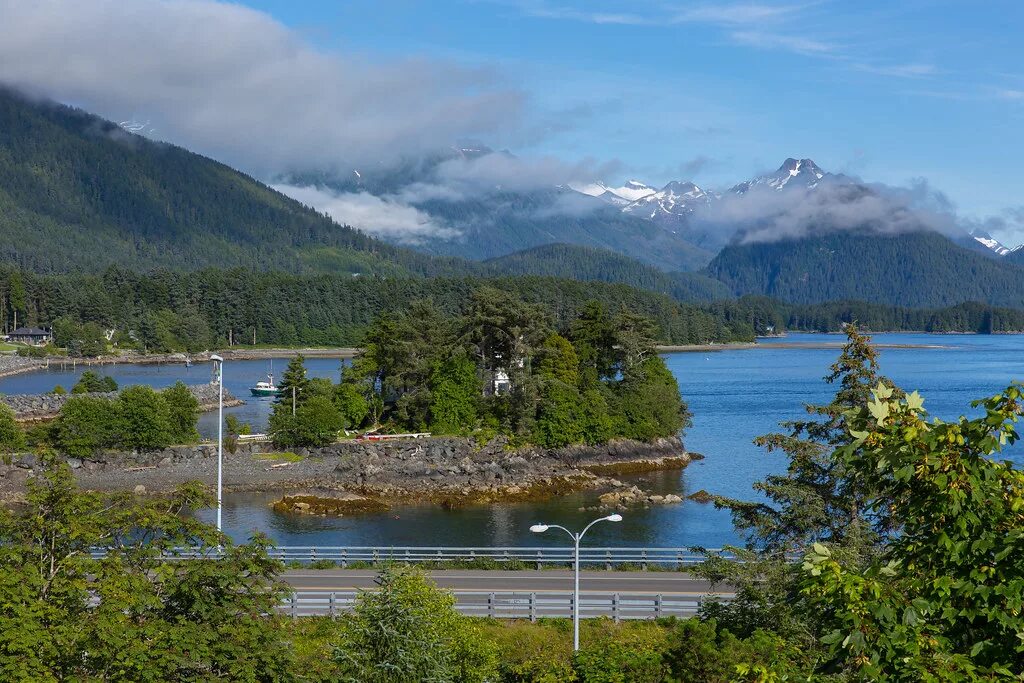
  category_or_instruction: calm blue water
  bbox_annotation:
[4,333,1022,548]
[0,357,350,440]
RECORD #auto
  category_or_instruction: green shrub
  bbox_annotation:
[0,404,25,453]
[333,566,498,682]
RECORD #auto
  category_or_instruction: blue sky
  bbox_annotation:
[240,0,1023,229]
[0,0,1020,243]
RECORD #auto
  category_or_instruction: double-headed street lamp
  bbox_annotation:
[530,513,623,651]
[210,354,224,532]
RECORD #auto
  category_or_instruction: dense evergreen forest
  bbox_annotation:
[3,269,1023,355]
[706,230,1024,308]
[268,292,688,447]
[0,268,761,351]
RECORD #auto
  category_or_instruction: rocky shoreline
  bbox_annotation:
[0,435,699,511]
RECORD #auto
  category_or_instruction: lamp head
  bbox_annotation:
[529,524,549,533]
[210,354,223,363]
[605,514,623,523]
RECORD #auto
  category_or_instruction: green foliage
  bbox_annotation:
[116,385,174,451]
[333,382,369,430]
[428,352,480,434]
[54,396,121,457]
[332,566,498,683]
[52,318,107,356]
[0,404,25,453]
[723,325,889,553]
[162,381,200,444]
[277,355,310,403]
[614,357,691,441]
[49,385,66,395]
[0,454,293,681]
[802,382,1024,679]
[71,370,118,394]
[662,619,809,682]
[270,395,343,448]
[534,381,586,448]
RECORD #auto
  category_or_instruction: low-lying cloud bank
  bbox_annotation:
[698,180,962,245]
[273,185,461,246]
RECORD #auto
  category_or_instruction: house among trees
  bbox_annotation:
[9,326,51,345]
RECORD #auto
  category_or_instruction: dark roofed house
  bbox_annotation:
[9,327,51,345]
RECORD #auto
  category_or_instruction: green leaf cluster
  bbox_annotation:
[0,455,293,681]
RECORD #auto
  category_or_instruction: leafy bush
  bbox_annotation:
[0,404,25,453]
[71,370,117,394]
[332,566,498,682]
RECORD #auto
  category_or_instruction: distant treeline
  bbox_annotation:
[1,269,1022,355]
[0,268,760,352]
[767,298,1024,334]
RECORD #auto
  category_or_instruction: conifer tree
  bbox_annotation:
[721,324,892,553]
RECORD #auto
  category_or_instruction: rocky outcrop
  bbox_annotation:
[2,382,243,422]
[590,486,683,511]
[0,434,696,508]
[0,355,45,379]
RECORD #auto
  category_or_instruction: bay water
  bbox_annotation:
[3,333,1021,548]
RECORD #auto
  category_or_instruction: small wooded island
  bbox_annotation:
[0,290,698,509]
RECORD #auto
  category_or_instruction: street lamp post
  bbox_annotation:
[210,354,224,532]
[530,513,623,651]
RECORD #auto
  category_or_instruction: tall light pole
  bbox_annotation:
[530,513,623,651]
[210,354,224,532]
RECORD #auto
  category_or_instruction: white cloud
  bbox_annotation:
[0,0,526,175]
[673,3,806,25]
[729,30,835,55]
[273,185,460,245]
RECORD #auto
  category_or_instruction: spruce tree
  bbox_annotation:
[722,324,891,553]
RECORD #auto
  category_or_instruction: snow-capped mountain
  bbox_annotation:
[621,181,716,223]
[572,180,656,203]
[970,229,1014,256]
[729,157,827,195]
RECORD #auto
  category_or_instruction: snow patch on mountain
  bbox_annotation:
[571,180,656,202]
[971,230,1014,256]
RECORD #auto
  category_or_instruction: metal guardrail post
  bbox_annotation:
[329,592,336,618]
[372,549,378,567]
[530,592,537,623]
[536,549,542,570]
[655,594,662,618]
[605,550,612,571]
[642,549,648,571]
[612,593,619,623]
[488,592,495,619]
[311,547,316,563]
[290,596,297,619]
[341,549,347,569]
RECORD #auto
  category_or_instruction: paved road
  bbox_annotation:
[280,570,732,618]
[283,569,725,595]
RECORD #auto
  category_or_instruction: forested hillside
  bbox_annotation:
[1,268,761,351]
[483,243,731,302]
[706,230,1024,308]
[0,88,465,277]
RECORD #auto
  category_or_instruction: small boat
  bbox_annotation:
[250,372,281,397]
